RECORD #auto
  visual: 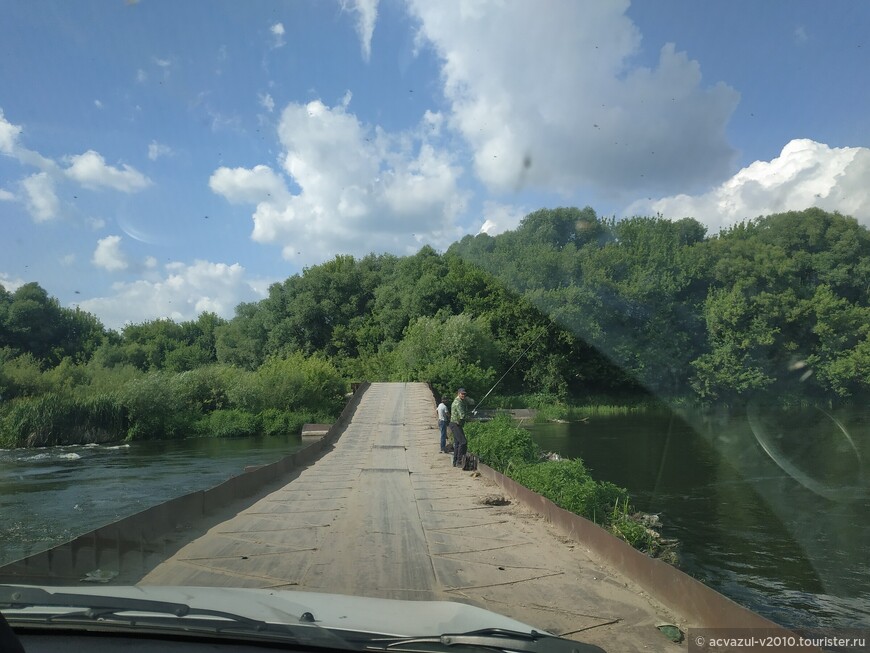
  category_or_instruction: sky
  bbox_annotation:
[2,0,869,330]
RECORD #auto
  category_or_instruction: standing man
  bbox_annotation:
[436,396,450,453]
[449,387,474,467]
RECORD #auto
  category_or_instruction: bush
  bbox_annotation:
[465,414,538,473]
[121,373,194,440]
[510,461,629,524]
[174,364,233,413]
[229,353,345,416]
[258,409,303,437]
[198,409,260,438]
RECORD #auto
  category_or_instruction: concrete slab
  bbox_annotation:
[138,382,686,652]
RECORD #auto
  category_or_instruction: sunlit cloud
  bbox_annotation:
[625,139,870,232]
[65,150,152,192]
[79,259,269,329]
[0,273,26,292]
[477,201,528,236]
[407,0,739,198]
[21,172,59,222]
[210,98,466,264]
[343,0,379,62]
[270,22,285,48]
[92,235,129,271]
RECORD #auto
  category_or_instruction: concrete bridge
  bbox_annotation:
[0,382,788,651]
[136,382,681,650]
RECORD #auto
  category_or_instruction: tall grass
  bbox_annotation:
[0,392,127,448]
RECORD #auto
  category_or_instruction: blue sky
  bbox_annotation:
[2,0,869,329]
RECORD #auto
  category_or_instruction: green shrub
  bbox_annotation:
[199,409,260,438]
[121,373,193,440]
[174,364,233,413]
[510,460,629,524]
[0,353,52,398]
[465,414,538,473]
[231,353,345,415]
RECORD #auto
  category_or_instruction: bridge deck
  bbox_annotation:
[139,382,682,650]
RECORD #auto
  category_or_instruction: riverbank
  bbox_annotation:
[525,411,870,630]
[466,415,677,560]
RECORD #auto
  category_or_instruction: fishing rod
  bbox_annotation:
[473,323,549,414]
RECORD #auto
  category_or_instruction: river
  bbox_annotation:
[2,411,867,631]
[0,435,303,566]
[527,406,870,630]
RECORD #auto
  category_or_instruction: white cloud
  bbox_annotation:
[270,22,285,48]
[0,188,15,201]
[0,108,21,154]
[94,99,104,109]
[209,164,291,205]
[210,99,466,264]
[259,92,275,113]
[407,1,739,197]
[153,56,171,68]
[0,273,26,292]
[21,172,59,222]
[147,140,173,161]
[79,260,268,330]
[344,0,379,62]
[60,254,76,266]
[136,68,147,83]
[65,150,152,192]
[0,108,56,170]
[92,235,129,271]
[477,201,527,236]
[87,217,107,230]
[625,139,870,232]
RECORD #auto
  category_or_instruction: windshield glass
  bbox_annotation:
[1,1,868,650]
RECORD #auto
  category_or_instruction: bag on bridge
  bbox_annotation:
[461,453,478,471]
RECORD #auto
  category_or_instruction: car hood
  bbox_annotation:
[3,584,545,638]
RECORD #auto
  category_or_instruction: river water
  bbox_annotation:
[0,436,303,565]
[527,407,870,630]
[2,411,868,631]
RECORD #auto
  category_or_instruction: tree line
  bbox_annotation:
[1,206,868,445]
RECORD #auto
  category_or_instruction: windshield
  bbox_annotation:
[1,1,868,651]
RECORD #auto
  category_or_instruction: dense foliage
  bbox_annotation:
[1,207,868,446]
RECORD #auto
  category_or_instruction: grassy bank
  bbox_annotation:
[466,414,676,559]
[483,393,671,422]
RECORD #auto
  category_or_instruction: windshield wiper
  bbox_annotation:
[0,585,352,649]
[359,627,605,652]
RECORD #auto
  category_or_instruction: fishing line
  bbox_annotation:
[474,324,549,413]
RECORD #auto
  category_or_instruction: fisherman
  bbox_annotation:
[449,387,474,467]
[436,396,450,453]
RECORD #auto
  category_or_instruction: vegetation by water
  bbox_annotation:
[0,353,343,448]
[466,415,674,557]
[2,207,869,446]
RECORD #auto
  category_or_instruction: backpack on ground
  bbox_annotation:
[462,453,478,471]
